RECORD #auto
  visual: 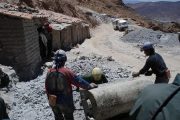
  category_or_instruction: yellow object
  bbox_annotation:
[92,67,103,81]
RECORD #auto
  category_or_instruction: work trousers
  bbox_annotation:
[155,76,169,84]
[52,104,74,120]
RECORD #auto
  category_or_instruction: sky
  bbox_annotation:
[139,0,180,1]
[123,0,180,4]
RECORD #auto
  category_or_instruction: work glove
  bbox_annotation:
[145,70,153,76]
[89,83,98,89]
[132,72,140,77]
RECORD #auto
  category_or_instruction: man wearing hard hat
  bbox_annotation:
[132,42,170,84]
[83,67,108,84]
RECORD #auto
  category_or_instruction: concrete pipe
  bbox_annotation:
[80,79,153,120]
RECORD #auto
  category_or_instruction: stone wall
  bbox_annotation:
[22,19,41,81]
[0,15,41,81]
[0,14,90,81]
[51,22,90,51]
[52,30,61,50]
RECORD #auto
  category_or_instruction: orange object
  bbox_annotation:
[48,94,57,107]
[165,69,171,80]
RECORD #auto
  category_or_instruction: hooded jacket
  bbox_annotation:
[130,73,180,120]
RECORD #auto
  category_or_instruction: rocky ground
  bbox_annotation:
[0,20,180,120]
[0,53,132,120]
[123,25,179,47]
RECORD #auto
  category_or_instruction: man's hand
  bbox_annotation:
[145,70,153,76]
[132,72,140,77]
[89,83,98,89]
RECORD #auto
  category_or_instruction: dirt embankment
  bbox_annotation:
[3,0,179,32]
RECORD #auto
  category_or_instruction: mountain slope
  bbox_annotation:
[1,0,146,25]
[128,1,180,23]
[123,0,142,4]
[1,0,180,32]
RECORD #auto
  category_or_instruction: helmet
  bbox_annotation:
[92,67,103,81]
[54,50,67,63]
[141,42,154,51]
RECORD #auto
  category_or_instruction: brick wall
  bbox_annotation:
[0,15,26,66]
[22,19,41,81]
[0,15,41,81]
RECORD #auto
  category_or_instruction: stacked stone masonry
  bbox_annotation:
[0,15,41,81]
[0,8,91,81]
[52,23,90,51]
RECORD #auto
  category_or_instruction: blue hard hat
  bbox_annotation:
[141,42,154,51]
[53,50,67,63]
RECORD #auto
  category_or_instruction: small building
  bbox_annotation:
[0,7,91,81]
[0,8,45,81]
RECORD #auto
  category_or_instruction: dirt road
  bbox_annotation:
[69,23,180,81]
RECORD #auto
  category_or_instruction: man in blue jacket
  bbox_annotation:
[132,42,169,83]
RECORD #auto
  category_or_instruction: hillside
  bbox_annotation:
[128,1,180,23]
[0,0,155,27]
[1,0,180,32]
[123,0,142,4]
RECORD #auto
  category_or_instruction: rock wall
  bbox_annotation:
[22,19,41,81]
[0,15,41,81]
[51,22,90,51]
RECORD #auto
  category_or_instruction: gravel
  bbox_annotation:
[66,54,131,82]
[0,54,131,120]
[122,26,180,47]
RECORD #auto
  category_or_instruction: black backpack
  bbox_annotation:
[45,70,69,95]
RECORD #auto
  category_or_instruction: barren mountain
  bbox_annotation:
[128,1,180,23]
[0,0,157,27]
[123,0,142,4]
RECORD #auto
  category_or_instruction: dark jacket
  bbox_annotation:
[45,67,91,111]
[83,74,108,84]
[130,73,180,120]
[139,53,168,83]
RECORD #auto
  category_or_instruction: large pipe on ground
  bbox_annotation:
[80,79,153,120]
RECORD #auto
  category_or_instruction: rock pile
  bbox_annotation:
[66,54,131,82]
[122,26,179,47]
